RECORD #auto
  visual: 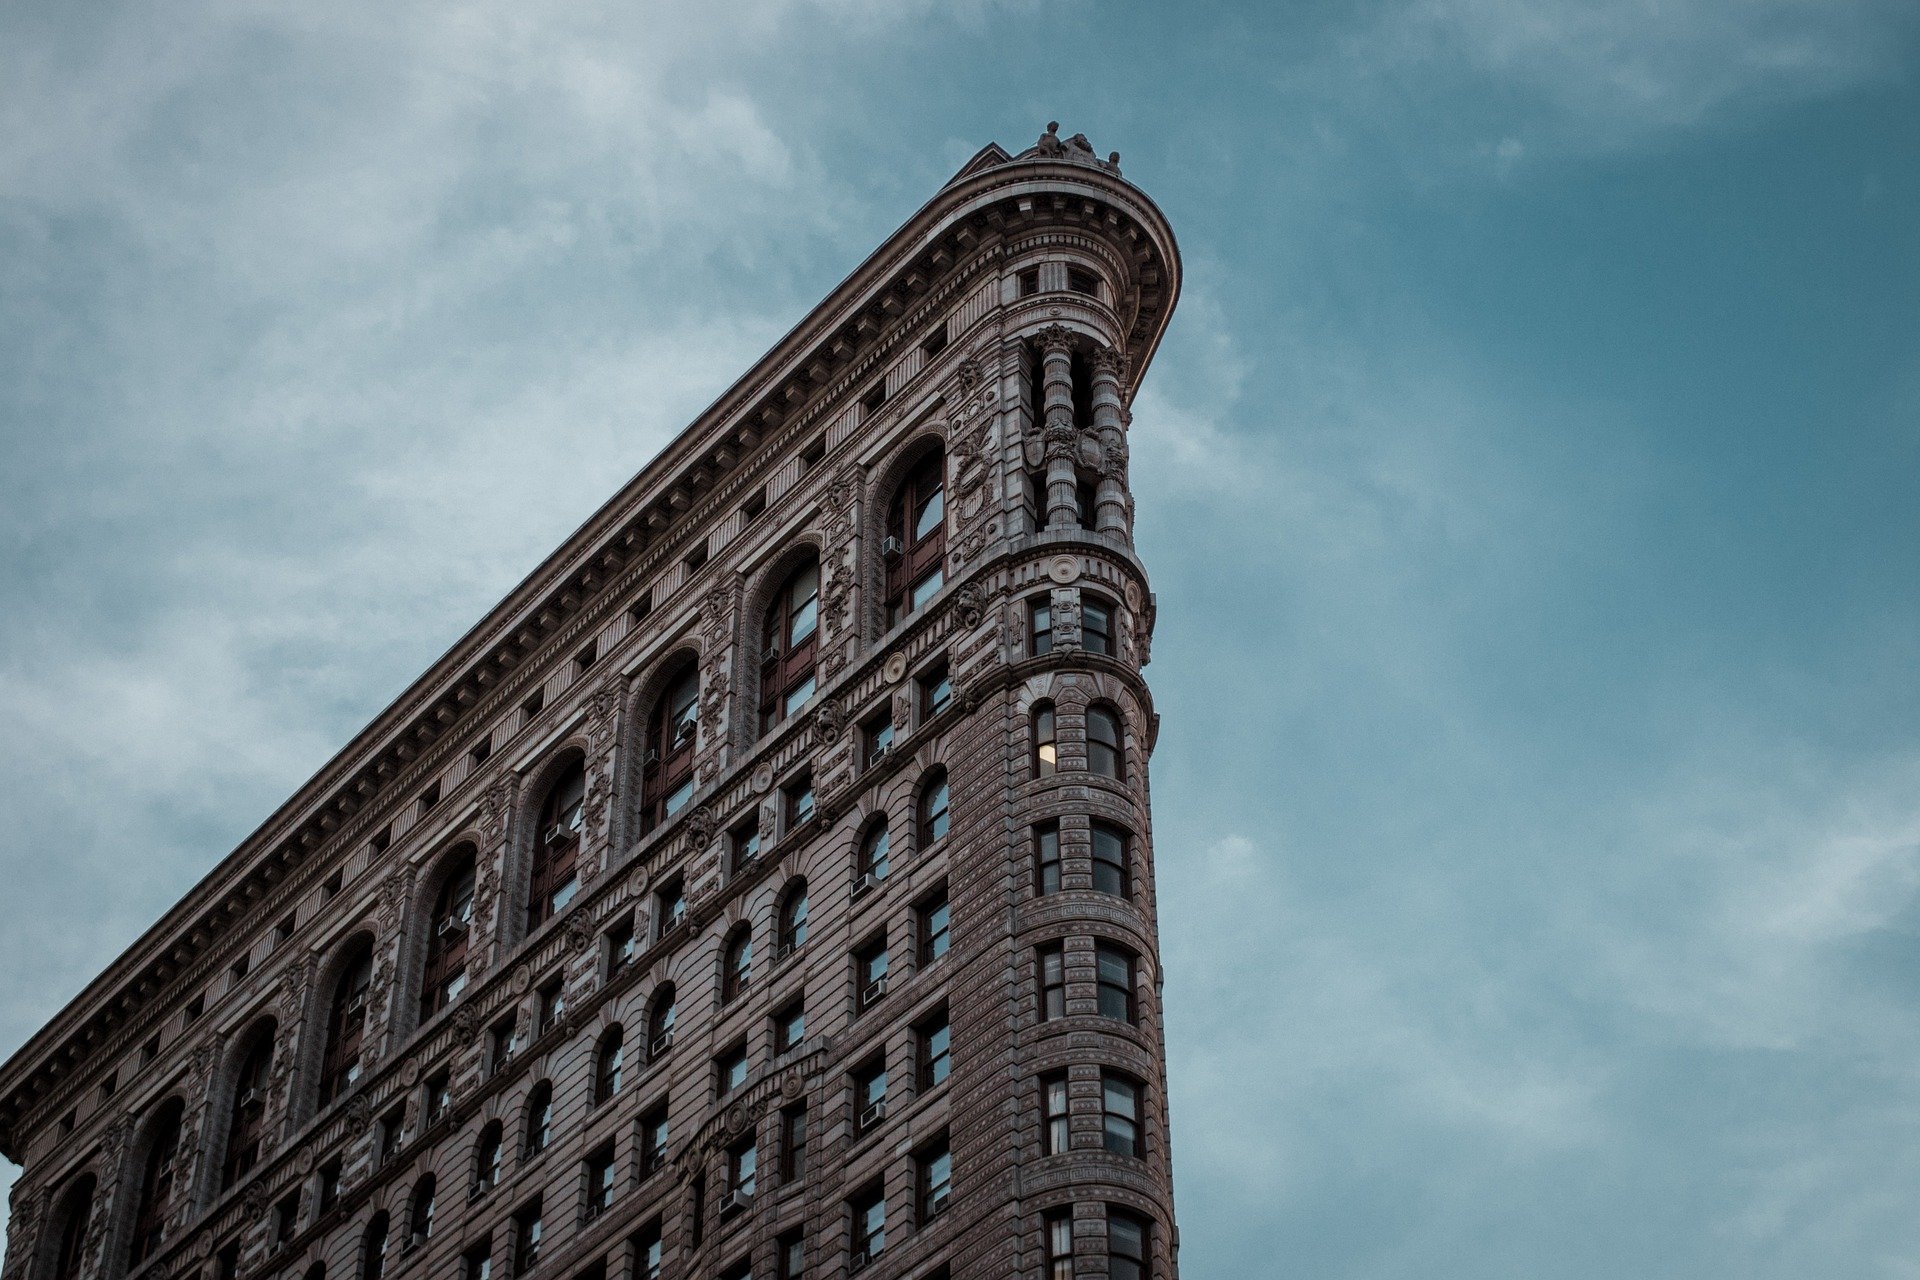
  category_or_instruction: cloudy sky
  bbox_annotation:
[3,0,1919,1275]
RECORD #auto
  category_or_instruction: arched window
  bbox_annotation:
[641,663,700,833]
[527,761,586,934]
[918,769,950,847]
[778,881,809,957]
[856,822,890,890]
[883,448,946,626]
[407,1174,436,1246]
[647,985,678,1059]
[523,1081,553,1156]
[1031,702,1057,778]
[44,1175,95,1280]
[220,1023,276,1190]
[360,1212,390,1280]
[1087,705,1123,780]
[759,558,820,734]
[304,1264,326,1280]
[126,1099,184,1269]
[318,943,373,1108]
[721,926,753,1003]
[419,850,476,1025]
[473,1122,504,1196]
[594,1027,625,1105]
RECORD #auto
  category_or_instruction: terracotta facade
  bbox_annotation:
[1,125,1182,1280]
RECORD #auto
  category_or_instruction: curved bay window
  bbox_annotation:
[419,850,476,1025]
[594,1026,625,1105]
[1087,705,1123,780]
[778,881,809,957]
[317,945,373,1108]
[1031,702,1057,778]
[46,1175,95,1280]
[640,663,699,833]
[721,927,753,1003]
[759,559,820,734]
[126,1099,185,1270]
[647,985,678,1059]
[917,769,950,847]
[526,762,585,934]
[883,449,946,626]
[220,1025,276,1191]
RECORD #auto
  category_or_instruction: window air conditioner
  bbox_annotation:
[650,1030,675,1057]
[673,719,696,744]
[851,1250,874,1273]
[859,1098,888,1128]
[643,748,660,767]
[238,1087,261,1108]
[543,824,571,847]
[437,917,468,938]
[881,536,905,559]
[852,872,880,899]
[761,643,782,664]
[862,976,889,1004]
[721,1189,753,1213]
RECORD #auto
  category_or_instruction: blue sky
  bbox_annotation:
[3,1,1918,1275]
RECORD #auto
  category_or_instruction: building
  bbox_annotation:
[0,123,1182,1280]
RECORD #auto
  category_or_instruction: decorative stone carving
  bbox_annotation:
[1036,323,1075,354]
[344,1091,373,1136]
[451,1005,480,1047]
[1049,555,1080,584]
[1042,421,1079,460]
[242,1179,271,1222]
[810,698,846,746]
[565,915,593,955]
[683,805,717,853]
[955,358,984,393]
[700,579,737,655]
[585,685,621,753]
[479,779,513,846]
[953,582,986,630]
[511,963,532,994]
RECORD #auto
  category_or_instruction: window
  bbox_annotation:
[1067,266,1099,297]
[474,1123,503,1196]
[774,998,807,1054]
[784,771,816,829]
[1045,1211,1074,1280]
[274,1191,300,1245]
[689,1173,706,1250]
[778,880,810,956]
[629,590,654,627]
[655,879,687,939]
[527,761,585,933]
[884,449,946,625]
[1030,598,1053,656]
[741,488,768,524]
[641,662,699,833]
[424,1069,452,1126]
[317,1157,342,1215]
[684,542,709,573]
[1087,706,1123,780]
[273,916,295,948]
[917,1135,952,1222]
[1038,945,1066,1021]
[361,1213,390,1280]
[523,1081,553,1156]
[918,769,950,846]
[855,936,890,1012]
[861,382,888,416]
[470,737,493,768]
[862,712,895,770]
[1092,824,1129,898]
[1018,267,1040,297]
[918,890,950,966]
[722,926,753,1002]
[855,823,890,892]
[419,780,442,816]
[780,1104,809,1181]
[727,1138,757,1201]
[720,1263,751,1280]
[128,1101,183,1267]
[922,325,950,358]
[716,1042,749,1098]
[318,943,373,1107]
[799,435,826,471]
[730,818,761,873]
[537,978,566,1036]
[647,985,678,1058]
[1035,822,1061,894]
[379,1104,407,1163]
[420,850,476,1024]
[1103,1073,1144,1157]
[629,1222,664,1280]
[916,1008,951,1091]
[1082,596,1113,656]
[853,1058,888,1132]
[760,558,820,733]
[489,1013,522,1075]
[408,1175,437,1246]
[522,688,545,722]
[917,659,952,720]
[231,953,251,983]
[850,1184,886,1266]
[1031,702,1057,778]
[638,1105,670,1177]
[583,1146,615,1221]
[1108,1209,1149,1280]
[594,1026,625,1104]
[777,1228,806,1280]
[513,1200,543,1275]
[182,994,205,1027]
[47,1177,96,1280]
[605,917,636,975]
[1043,1073,1070,1155]
[463,1241,493,1280]
[221,1026,274,1189]
[1096,944,1137,1023]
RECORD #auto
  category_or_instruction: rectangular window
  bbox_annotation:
[862,712,895,770]
[274,1193,301,1245]
[463,1241,493,1280]
[785,773,816,828]
[638,1105,670,1177]
[1096,944,1136,1023]
[317,1158,342,1214]
[777,1229,806,1280]
[917,890,950,967]
[1043,1073,1070,1155]
[851,1185,886,1265]
[1067,267,1099,297]
[629,591,654,627]
[780,1104,809,1181]
[684,542,709,573]
[574,642,597,676]
[1045,1211,1074,1280]
[1082,597,1113,656]
[379,1104,407,1162]
[1092,824,1129,897]
[537,978,566,1036]
[424,1070,452,1126]
[513,1200,543,1275]
[584,1146,616,1220]
[917,659,952,720]
[489,1014,522,1075]
[605,917,636,976]
[1038,945,1066,1021]
[629,1222,663,1280]
[1035,822,1062,894]
[731,819,761,873]
[727,1139,757,1200]
[716,1043,749,1098]
[1102,1073,1143,1157]
[273,916,295,948]
[774,998,807,1054]
[918,1135,952,1223]
[1108,1210,1148,1280]
[183,993,203,1026]
[741,488,768,524]
[655,879,687,938]
[230,953,251,984]
[419,779,442,814]
[799,436,827,472]
[1018,267,1040,297]
[522,689,545,722]
[689,1172,706,1249]
[853,1058,888,1133]
[855,937,890,1012]
[1030,598,1052,656]
[861,382,887,416]
[470,737,493,768]
[917,1008,951,1091]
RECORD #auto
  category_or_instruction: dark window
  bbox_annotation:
[862,712,895,770]
[689,1173,706,1250]
[274,1192,300,1245]
[1082,597,1113,656]
[605,917,636,975]
[489,1014,522,1076]
[861,382,887,416]
[470,737,493,768]
[784,772,816,829]
[799,435,826,471]
[1108,1209,1149,1280]
[1035,822,1062,894]
[527,762,585,933]
[420,850,476,1024]
[640,662,700,834]
[760,558,820,733]
[1067,267,1099,297]
[727,1138,757,1201]
[317,1158,342,1215]
[1045,1211,1074,1280]
[182,994,203,1027]
[922,325,949,358]
[730,819,761,873]
[917,1134,952,1223]
[855,823,890,894]
[1103,1073,1144,1157]
[513,1199,543,1275]
[851,1184,886,1266]
[221,1027,275,1189]
[917,1008,950,1091]
[230,953,250,983]
[1087,706,1123,780]
[638,1105,670,1177]
[537,978,565,1036]
[741,489,767,524]
[1092,824,1130,898]
[629,591,654,627]
[777,1228,806,1280]
[1097,944,1137,1023]
[716,1043,749,1098]
[379,1104,406,1163]
[474,1123,503,1196]
[574,642,598,676]
[774,998,807,1054]
[1032,703,1057,778]
[522,689,545,722]
[419,780,442,815]
[647,985,678,1058]
[918,769,950,846]
[780,1104,809,1182]
[594,1026,625,1104]
[855,937,890,1013]
[463,1242,492,1280]
[884,450,946,626]
[1038,945,1066,1021]
[424,1070,452,1126]
[47,1176,96,1280]
[918,890,950,966]
[583,1146,615,1221]
[629,1222,664,1280]
[361,1213,390,1280]
[655,878,686,939]
[684,541,709,573]
[523,1081,553,1156]
[318,944,373,1107]
[1043,1073,1070,1155]
[408,1175,436,1246]
[779,881,810,956]
[721,926,753,1002]
[1030,598,1053,656]
[1018,267,1040,297]
[853,1058,888,1132]
[917,659,952,720]
[719,1263,750,1280]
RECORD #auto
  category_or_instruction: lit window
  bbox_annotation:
[1032,703,1057,777]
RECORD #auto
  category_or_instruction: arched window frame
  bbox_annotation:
[317,943,373,1109]
[407,1174,437,1246]
[1030,702,1057,778]
[42,1174,96,1280]
[526,761,586,934]
[777,881,809,958]
[856,821,891,889]
[882,447,946,626]
[759,558,820,735]
[126,1099,186,1271]
[219,1024,276,1192]
[473,1122,504,1196]
[593,1026,625,1105]
[522,1081,553,1156]
[640,662,700,834]
[1086,704,1124,780]
[917,769,951,849]
[647,986,678,1059]
[720,926,753,1004]
[360,1211,390,1280]
[418,849,476,1026]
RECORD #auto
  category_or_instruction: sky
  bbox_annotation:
[2,0,1918,1275]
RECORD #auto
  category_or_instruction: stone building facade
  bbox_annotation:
[0,124,1182,1280]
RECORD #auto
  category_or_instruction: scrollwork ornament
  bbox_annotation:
[585,686,621,752]
[1043,422,1079,461]
[480,779,513,845]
